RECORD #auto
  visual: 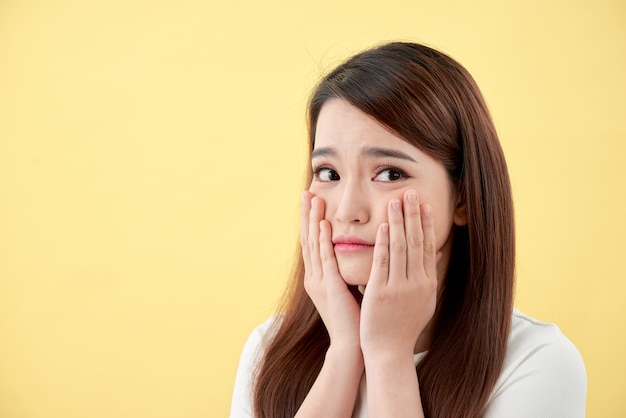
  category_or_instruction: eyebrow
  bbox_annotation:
[362,146,417,162]
[311,146,417,163]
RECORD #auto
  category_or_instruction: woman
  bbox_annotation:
[230,42,586,418]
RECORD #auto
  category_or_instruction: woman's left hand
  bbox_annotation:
[359,190,439,360]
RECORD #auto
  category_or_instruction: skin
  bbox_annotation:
[296,99,466,417]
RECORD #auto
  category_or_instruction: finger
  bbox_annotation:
[307,196,325,280]
[319,220,341,278]
[387,198,408,282]
[368,222,390,288]
[404,190,425,281]
[421,204,437,279]
[300,192,313,274]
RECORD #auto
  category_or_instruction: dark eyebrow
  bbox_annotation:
[311,146,417,162]
[363,146,417,162]
[311,147,335,159]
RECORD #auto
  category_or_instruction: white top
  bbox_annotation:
[230,309,587,417]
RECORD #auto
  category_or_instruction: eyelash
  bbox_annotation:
[311,164,410,182]
[374,165,410,181]
[312,165,340,182]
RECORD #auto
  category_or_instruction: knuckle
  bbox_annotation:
[424,240,437,253]
[421,213,434,227]
[418,276,437,293]
[407,234,423,249]
[391,240,407,253]
[374,253,390,267]
[406,204,420,216]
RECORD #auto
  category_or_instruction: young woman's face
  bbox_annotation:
[309,99,465,286]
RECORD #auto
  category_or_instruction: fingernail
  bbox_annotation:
[407,191,417,203]
[422,204,431,216]
[381,223,389,233]
[391,199,401,211]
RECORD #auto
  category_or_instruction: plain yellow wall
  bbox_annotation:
[0,0,624,416]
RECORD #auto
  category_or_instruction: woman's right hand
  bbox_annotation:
[295,193,365,417]
[300,191,362,350]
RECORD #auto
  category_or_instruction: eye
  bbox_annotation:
[374,167,408,182]
[313,167,340,182]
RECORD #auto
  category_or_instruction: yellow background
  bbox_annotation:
[0,0,624,416]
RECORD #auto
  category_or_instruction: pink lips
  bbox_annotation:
[332,236,374,253]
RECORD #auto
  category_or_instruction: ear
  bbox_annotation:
[453,195,468,226]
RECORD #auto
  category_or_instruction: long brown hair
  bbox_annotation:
[253,42,515,418]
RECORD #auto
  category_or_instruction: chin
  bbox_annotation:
[336,256,372,286]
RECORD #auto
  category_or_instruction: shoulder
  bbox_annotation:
[235,315,282,373]
[506,309,586,375]
[241,315,280,356]
[507,309,584,361]
[230,316,281,418]
[484,309,587,418]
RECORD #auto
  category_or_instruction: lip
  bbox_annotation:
[332,236,374,253]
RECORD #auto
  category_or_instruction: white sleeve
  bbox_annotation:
[483,316,587,418]
[229,332,258,417]
[229,318,274,418]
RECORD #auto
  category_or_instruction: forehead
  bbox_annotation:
[314,99,418,156]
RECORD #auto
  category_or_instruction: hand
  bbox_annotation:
[360,190,439,360]
[300,191,362,350]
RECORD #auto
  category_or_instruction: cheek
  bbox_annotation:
[434,223,451,251]
[431,204,456,250]
[307,184,320,196]
[308,186,334,218]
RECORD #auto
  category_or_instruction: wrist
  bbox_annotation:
[363,347,415,371]
[326,342,365,368]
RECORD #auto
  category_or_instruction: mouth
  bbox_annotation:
[332,236,374,253]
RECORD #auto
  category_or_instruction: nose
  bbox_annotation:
[334,181,369,224]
